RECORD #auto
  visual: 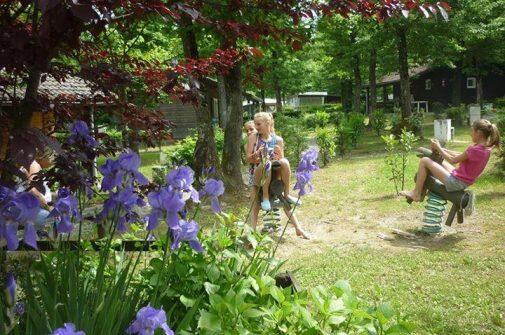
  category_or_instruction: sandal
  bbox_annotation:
[261,199,271,211]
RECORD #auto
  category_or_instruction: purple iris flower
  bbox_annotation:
[199,178,225,214]
[293,149,319,197]
[296,148,319,173]
[293,171,313,196]
[118,150,149,186]
[171,219,203,252]
[48,188,80,234]
[166,166,199,203]
[0,192,40,250]
[97,187,144,233]
[147,186,185,230]
[51,323,86,335]
[126,305,174,335]
[67,121,96,148]
[98,159,123,191]
[13,302,25,316]
[0,185,15,205]
[5,272,16,306]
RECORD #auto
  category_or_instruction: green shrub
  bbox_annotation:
[334,124,352,158]
[371,109,387,136]
[382,129,418,194]
[494,97,505,109]
[277,121,309,164]
[431,101,445,115]
[329,111,346,126]
[347,112,366,148]
[444,104,467,126]
[281,106,298,117]
[302,113,315,128]
[390,109,424,138]
[316,127,335,166]
[315,111,331,128]
[161,127,224,168]
[322,103,344,114]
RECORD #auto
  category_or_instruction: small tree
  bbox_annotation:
[371,109,387,136]
[347,112,366,148]
[316,126,336,166]
[334,124,352,158]
[382,129,418,194]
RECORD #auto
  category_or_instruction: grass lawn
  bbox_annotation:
[278,123,505,335]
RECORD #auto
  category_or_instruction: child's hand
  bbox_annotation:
[431,139,441,151]
[272,145,283,160]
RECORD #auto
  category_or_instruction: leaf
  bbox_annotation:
[180,295,195,308]
[291,40,302,51]
[176,296,203,333]
[198,310,221,331]
[175,3,200,20]
[204,282,220,295]
[270,286,285,304]
[418,5,430,18]
[378,302,396,319]
[207,264,220,282]
[386,323,413,334]
[243,308,264,318]
[436,3,449,21]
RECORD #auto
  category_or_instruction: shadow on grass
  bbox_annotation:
[363,194,398,202]
[385,228,466,252]
[477,191,505,202]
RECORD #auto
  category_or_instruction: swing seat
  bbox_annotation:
[257,161,296,211]
[409,148,472,226]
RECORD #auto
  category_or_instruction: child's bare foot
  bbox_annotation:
[295,228,310,240]
[399,190,421,202]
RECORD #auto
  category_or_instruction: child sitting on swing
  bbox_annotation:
[400,119,501,202]
[246,112,299,211]
[245,113,309,239]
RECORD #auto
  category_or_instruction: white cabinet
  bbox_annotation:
[434,119,453,142]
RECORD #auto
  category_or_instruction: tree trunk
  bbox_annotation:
[341,80,353,113]
[217,74,228,127]
[396,23,412,119]
[476,76,483,107]
[272,51,283,113]
[353,54,361,114]
[369,47,377,119]
[260,89,266,112]
[451,61,462,106]
[222,64,244,190]
[179,18,221,182]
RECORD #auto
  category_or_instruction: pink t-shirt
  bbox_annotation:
[452,144,491,185]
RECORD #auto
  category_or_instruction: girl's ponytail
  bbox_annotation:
[473,119,501,150]
[490,123,501,150]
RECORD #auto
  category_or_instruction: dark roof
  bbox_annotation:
[364,66,431,87]
[1,75,103,103]
[39,75,98,99]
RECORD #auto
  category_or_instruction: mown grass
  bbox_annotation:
[287,123,505,335]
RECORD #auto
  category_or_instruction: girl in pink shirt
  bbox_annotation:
[400,119,501,202]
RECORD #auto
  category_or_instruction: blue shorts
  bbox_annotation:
[445,175,468,192]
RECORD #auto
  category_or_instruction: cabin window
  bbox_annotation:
[425,79,432,90]
[467,77,476,89]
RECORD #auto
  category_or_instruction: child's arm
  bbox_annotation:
[431,139,466,164]
[272,137,285,160]
[246,133,262,164]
